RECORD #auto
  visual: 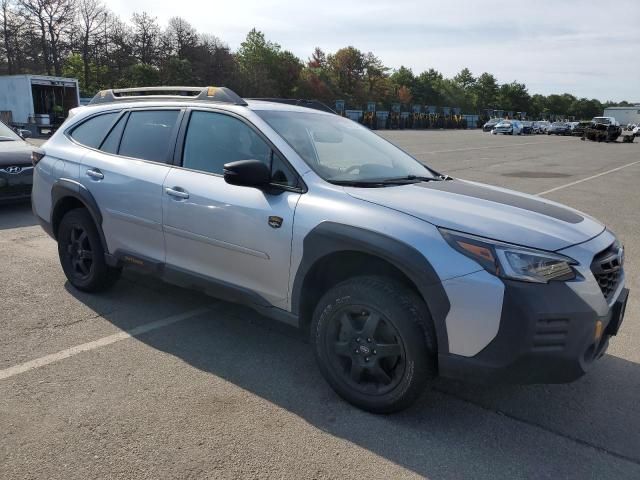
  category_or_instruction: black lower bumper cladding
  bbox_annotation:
[439,280,629,384]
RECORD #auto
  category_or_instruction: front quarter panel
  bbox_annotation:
[289,181,484,302]
[288,180,487,354]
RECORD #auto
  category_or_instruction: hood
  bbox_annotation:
[0,140,33,167]
[345,179,604,251]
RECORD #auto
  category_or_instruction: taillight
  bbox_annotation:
[31,150,45,166]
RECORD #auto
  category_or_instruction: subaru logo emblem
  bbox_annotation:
[5,166,22,174]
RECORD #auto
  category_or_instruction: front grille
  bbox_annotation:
[0,184,32,199]
[591,243,624,302]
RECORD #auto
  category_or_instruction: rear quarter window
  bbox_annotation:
[69,112,119,148]
[118,110,180,162]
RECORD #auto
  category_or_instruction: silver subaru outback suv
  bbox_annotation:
[32,86,628,413]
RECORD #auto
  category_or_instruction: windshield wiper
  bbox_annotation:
[0,136,16,142]
[388,175,442,183]
[329,175,441,187]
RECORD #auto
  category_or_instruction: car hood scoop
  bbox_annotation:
[345,179,604,251]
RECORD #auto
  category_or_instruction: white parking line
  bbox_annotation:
[0,307,210,381]
[536,160,640,196]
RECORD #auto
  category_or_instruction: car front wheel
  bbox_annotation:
[311,276,436,413]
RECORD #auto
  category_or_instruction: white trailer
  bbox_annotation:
[603,106,640,126]
[0,74,80,135]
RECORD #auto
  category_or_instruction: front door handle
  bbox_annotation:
[165,187,189,199]
[86,168,104,180]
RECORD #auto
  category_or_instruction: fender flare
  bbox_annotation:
[291,222,451,353]
[51,178,108,251]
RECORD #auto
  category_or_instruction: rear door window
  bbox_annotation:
[70,112,119,148]
[118,110,180,162]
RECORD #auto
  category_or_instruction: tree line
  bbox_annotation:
[0,0,632,119]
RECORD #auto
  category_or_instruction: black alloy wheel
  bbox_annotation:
[57,208,120,292]
[65,225,94,280]
[326,305,406,395]
[312,276,436,413]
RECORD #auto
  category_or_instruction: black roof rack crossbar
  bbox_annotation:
[89,86,248,106]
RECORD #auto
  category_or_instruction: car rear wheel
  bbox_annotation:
[311,276,436,413]
[57,208,120,292]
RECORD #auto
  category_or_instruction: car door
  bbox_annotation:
[79,108,183,262]
[162,109,303,308]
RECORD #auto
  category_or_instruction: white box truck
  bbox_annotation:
[0,74,80,136]
[602,106,640,127]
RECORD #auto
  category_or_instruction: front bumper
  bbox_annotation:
[439,279,628,384]
[0,166,33,202]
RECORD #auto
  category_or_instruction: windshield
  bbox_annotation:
[255,110,436,183]
[0,122,20,141]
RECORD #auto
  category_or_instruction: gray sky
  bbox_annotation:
[108,0,640,102]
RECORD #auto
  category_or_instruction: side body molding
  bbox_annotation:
[291,222,452,353]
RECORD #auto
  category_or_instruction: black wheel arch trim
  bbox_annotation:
[291,222,451,353]
[51,178,107,250]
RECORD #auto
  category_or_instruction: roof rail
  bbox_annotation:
[247,98,336,114]
[89,86,248,106]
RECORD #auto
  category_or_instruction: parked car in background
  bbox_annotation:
[483,118,503,132]
[548,122,572,135]
[572,121,591,137]
[0,120,35,203]
[583,117,622,142]
[521,121,534,134]
[533,121,551,134]
[492,120,523,135]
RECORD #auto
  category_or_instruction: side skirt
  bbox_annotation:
[106,251,299,328]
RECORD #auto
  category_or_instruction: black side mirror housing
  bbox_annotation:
[223,160,271,188]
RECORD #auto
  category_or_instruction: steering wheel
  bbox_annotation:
[344,164,363,174]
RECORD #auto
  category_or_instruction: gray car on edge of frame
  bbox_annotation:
[0,120,34,203]
[31,86,629,413]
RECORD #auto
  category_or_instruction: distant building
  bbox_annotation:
[602,106,640,126]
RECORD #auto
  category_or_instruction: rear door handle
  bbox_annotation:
[86,168,104,180]
[165,187,189,199]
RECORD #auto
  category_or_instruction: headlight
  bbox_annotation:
[440,228,578,283]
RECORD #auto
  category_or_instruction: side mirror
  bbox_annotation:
[223,159,271,188]
[18,129,32,139]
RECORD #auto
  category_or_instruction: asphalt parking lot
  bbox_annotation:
[1,130,639,479]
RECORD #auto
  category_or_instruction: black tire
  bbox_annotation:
[311,276,436,413]
[57,208,120,292]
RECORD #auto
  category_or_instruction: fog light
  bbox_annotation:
[594,321,604,341]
